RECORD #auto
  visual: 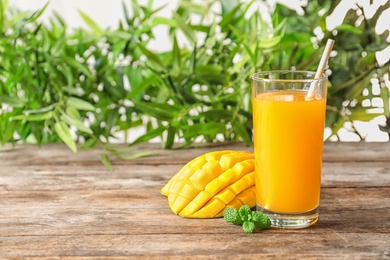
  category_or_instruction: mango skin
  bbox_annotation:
[161,150,256,218]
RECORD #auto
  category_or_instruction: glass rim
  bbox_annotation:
[252,70,328,83]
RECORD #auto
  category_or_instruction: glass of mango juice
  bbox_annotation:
[251,70,327,229]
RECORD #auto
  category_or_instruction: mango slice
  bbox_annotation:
[161,150,255,218]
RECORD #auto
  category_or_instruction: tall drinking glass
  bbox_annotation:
[252,70,327,228]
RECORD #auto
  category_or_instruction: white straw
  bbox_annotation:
[306,39,335,99]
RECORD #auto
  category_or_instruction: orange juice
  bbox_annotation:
[252,90,326,213]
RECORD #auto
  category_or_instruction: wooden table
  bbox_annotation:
[1,142,389,259]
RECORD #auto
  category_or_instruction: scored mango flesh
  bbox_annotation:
[161,150,255,218]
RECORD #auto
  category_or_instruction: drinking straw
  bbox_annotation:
[306,39,335,99]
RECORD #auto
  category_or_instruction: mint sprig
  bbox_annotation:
[224,205,271,234]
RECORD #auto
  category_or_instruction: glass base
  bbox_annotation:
[256,204,318,229]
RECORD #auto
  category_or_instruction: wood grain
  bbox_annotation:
[0,142,389,259]
[1,142,390,166]
[1,161,389,192]
[1,233,389,258]
[0,188,389,236]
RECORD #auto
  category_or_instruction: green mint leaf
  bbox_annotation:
[252,211,272,230]
[251,211,264,222]
[224,206,271,234]
[242,221,255,234]
[224,208,242,224]
[238,205,252,222]
[223,208,238,222]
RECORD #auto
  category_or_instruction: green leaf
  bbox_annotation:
[61,56,92,78]
[0,95,27,108]
[66,105,81,120]
[195,64,224,84]
[106,146,137,154]
[259,34,283,49]
[381,87,390,118]
[133,101,176,121]
[191,24,210,33]
[172,12,196,43]
[126,66,143,90]
[60,113,93,134]
[0,0,5,30]
[54,121,77,153]
[100,153,113,171]
[164,126,175,149]
[357,53,376,73]
[137,44,166,71]
[349,107,381,122]
[345,74,372,100]
[147,2,167,17]
[58,65,74,88]
[5,11,28,29]
[182,122,226,140]
[130,125,166,146]
[28,2,48,23]
[179,1,207,14]
[122,1,132,26]
[252,211,272,230]
[242,221,255,234]
[78,10,104,35]
[0,117,18,145]
[62,86,85,96]
[243,43,256,65]
[131,0,140,20]
[152,16,177,27]
[201,110,232,121]
[52,10,66,27]
[225,206,271,233]
[127,73,158,100]
[103,109,119,137]
[146,0,154,12]
[116,150,158,160]
[232,121,252,145]
[195,64,222,75]
[190,45,197,73]
[51,34,66,56]
[238,205,252,222]
[105,30,132,40]
[219,4,241,28]
[220,0,239,15]
[335,24,362,35]
[224,207,242,224]
[80,138,98,150]
[11,111,53,121]
[67,97,95,111]
[325,110,339,128]
[172,35,181,71]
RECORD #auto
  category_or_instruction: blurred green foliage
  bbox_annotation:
[0,0,389,163]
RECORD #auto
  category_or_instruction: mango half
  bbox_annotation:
[161,150,255,218]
